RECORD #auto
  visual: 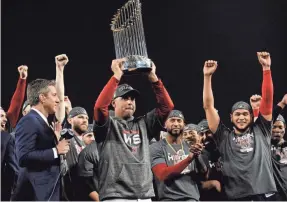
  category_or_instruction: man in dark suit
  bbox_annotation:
[1,131,19,201]
[13,78,70,201]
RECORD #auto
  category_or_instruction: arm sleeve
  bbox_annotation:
[6,78,27,128]
[93,76,119,125]
[93,77,118,143]
[15,117,55,167]
[259,70,273,116]
[144,80,174,140]
[150,142,193,181]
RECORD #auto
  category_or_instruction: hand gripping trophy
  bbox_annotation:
[110,0,152,74]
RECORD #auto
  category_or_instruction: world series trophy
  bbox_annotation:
[110,0,152,74]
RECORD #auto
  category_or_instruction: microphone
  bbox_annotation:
[58,129,74,165]
[59,128,74,141]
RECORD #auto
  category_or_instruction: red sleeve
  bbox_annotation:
[152,79,174,121]
[7,78,27,128]
[253,108,259,118]
[259,70,273,115]
[152,155,193,181]
[94,76,119,125]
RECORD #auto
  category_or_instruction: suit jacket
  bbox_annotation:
[12,110,60,201]
[1,131,19,201]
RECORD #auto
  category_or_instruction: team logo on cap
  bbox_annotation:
[118,85,132,92]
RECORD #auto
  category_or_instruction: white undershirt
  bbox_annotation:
[31,108,58,158]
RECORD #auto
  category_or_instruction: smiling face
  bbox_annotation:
[183,129,201,145]
[0,108,7,131]
[40,86,60,115]
[231,109,252,133]
[113,95,136,119]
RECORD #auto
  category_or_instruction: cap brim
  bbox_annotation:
[116,89,140,99]
[200,128,210,133]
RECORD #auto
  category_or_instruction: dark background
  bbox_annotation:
[2,0,287,126]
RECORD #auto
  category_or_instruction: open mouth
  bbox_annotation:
[0,123,6,129]
[272,133,281,138]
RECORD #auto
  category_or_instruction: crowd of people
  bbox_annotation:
[1,52,287,201]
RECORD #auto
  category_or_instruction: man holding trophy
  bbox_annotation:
[92,0,174,200]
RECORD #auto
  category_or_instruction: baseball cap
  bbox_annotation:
[167,110,185,120]
[231,101,252,114]
[184,123,200,133]
[113,84,140,100]
[198,119,210,133]
[276,114,286,125]
[68,107,88,118]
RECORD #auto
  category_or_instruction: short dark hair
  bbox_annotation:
[27,79,56,106]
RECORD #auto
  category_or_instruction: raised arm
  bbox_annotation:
[148,62,174,122]
[93,59,124,125]
[276,94,287,112]
[203,60,220,133]
[55,54,68,124]
[6,66,28,128]
[250,94,262,121]
[64,96,72,116]
[257,52,273,121]
[251,94,286,122]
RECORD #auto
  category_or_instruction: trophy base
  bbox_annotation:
[123,55,152,75]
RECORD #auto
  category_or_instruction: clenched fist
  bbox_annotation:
[56,139,70,155]
[55,54,69,70]
[203,60,218,76]
[18,65,28,79]
[111,58,125,80]
[250,94,262,109]
[257,52,271,69]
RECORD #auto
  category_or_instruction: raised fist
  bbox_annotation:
[257,52,271,68]
[111,58,125,80]
[55,54,69,70]
[203,60,218,76]
[18,65,28,79]
[250,94,262,109]
[56,139,70,155]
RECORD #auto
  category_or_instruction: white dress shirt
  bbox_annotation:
[31,108,58,158]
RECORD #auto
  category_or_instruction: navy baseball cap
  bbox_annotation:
[113,84,140,100]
